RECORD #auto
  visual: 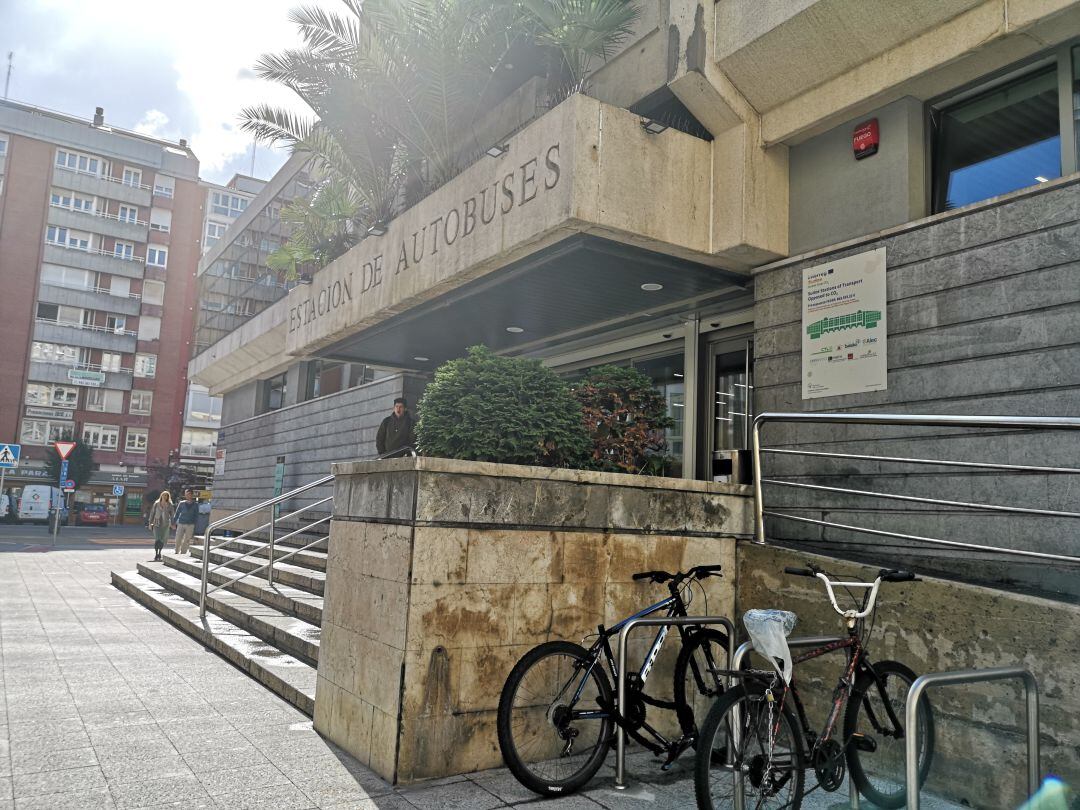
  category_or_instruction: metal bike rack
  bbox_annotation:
[614,615,736,790]
[730,637,859,810]
[905,667,1040,810]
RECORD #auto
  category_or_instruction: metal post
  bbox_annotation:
[614,616,735,791]
[905,667,1040,809]
[751,418,765,543]
[267,507,276,587]
[198,524,211,619]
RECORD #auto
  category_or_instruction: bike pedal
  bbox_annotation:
[850,733,877,753]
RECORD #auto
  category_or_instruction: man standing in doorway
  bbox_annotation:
[171,488,198,555]
[376,397,416,458]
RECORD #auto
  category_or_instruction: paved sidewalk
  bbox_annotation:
[0,547,958,809]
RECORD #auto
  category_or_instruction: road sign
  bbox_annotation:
[63,480,75,491]
[54,441,76,460]
[112,484,125,497]
[60,460,69,480]
[0,443,20,468]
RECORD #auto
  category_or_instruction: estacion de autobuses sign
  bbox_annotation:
[287,142,562,338]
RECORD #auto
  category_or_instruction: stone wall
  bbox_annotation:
[211,373,427,518]
[316,457,752,783]
[752,180,1080,599]
[737,543,1080,808]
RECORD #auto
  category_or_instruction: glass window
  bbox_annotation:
[150,209,171,232]
[265,373,287,411]
[933,65,1061,212]
[122,168,142,188]
[31,342,78,364]
[147,247,167,267]
[83,424,119,450]
[138,316,161,341]
[130,390,153,415]
[86,388,123,413]
[134,353,157,378]
[114,241,134,260]
[118,205,139,224]
[100,353,122,372]
[21,419,70,445]
[631,354,685,478]
[41,265,92,290]
[25,384,50,406]
[56,149,101,175]
[141,281,165,305]
[110,276,131,298]
[36,303,58,322]
[153,176,175,198]
[105,315,126,333]
[124,428,148,453]
[0,136,7,157]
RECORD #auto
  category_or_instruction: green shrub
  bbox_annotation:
[417,346,590,467]
[571,365,674,473]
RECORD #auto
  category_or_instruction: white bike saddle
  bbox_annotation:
[743,609,798,684]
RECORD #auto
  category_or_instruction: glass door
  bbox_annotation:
[705,338,753,482]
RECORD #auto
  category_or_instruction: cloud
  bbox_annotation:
[134,110,174,140]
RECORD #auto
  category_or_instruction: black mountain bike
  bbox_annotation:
[694,562,935,810]
[497,565,729,796]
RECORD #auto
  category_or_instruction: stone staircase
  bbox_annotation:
[111,515,329,716]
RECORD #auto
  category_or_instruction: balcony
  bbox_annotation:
[52,165,152,207]
[38,282,142,317]
[180,443,216,459]
[47,204,148,243]
[28,360,133,391]
[43,242,147,280]
[33,318,138,354]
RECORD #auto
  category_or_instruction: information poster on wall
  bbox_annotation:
[802,247,887,399]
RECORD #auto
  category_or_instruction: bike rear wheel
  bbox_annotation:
[673,628,729,740]
[497,641,613,796]
[844,660,934,809]
[694,682,805,810]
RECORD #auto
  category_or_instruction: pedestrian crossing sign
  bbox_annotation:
[0,444,20,468]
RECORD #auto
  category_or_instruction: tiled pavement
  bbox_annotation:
[0,547,959,810]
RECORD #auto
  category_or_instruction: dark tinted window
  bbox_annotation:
[933,66,1060,212]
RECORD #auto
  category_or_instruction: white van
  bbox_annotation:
[17,485,67,525]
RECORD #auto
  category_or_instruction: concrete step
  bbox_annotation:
[136,561,320,666]
[111,570,316,716]
[190,545,325,596]
[215,537,328,572]
[161,553,323,626]
[209,529,328,553]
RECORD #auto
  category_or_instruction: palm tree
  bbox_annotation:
[242,0,640,275]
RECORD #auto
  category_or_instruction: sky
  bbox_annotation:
[0,0,324,184]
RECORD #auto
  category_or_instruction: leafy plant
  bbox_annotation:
[417,345,589,467]
[571,365,673,473]
[45,439,94,491]
[266,177,361,279]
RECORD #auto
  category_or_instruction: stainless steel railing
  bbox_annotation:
[196,447,416,619]
[750,413,1080,566]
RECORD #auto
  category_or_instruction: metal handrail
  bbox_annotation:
[905,667,1039,809]
[751,412,1080,564]
[197,446,417,617]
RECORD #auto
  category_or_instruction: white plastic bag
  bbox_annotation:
[743,609,798,684]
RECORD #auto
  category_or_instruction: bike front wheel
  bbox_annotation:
[673,628,729,740]
[496,640,613,796]
[694,682,805,810]
[844,660,935,809]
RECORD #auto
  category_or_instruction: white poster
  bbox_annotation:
[214,449,226,477]
[801,247,887,399]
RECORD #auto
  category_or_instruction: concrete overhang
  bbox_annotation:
[191,94,751,393]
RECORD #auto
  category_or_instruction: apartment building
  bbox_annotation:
[201,173,265,255]
[0,100,202,522]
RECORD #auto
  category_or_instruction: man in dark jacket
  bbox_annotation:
[376,397,416,457]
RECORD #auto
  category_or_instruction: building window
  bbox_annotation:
[141,280,165,306]
[0,135,7,157]
[117,205,139,224]
[41,265,93,290]
[149,209,171,232]
[56,149,101,176]
[85,388,124,413]
[205,221,227,248]
[31,342,79,365]
[181,428,216,457]
[129,390,153,415]
[100,352,123,372]
[46,226,90,250]
[50,191,96,212]
[124,428,149,453]
[134,353,157,378]
[265,373,287,411]
[83,423,120,450]
[21,419,72,445]
[932,64,1061,212]
[105,315,127,334]
[137,316,161,341]
[122,168,143,188]
[153,176,175,198]
[212,191,247,217]
[25,384,78,408]
[147,247,167,267]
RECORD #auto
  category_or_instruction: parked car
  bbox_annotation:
[75,503,109,527]
[17,486,69,526]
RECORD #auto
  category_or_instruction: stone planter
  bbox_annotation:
[314,457,752,783]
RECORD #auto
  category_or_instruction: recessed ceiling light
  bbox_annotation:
[1035,176,1049,183]
[505,326,524,333]
[413,356,429,362]
[641,283,663,291]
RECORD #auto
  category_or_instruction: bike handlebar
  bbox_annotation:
[783,563,919,620]
[632,565,723,584]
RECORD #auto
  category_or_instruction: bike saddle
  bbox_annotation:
[743,609,798,684]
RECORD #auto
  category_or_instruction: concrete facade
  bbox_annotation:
[736,543,1080,808]
[752,179,1080,599]
[317,458,751,783]
[211,373,427,517]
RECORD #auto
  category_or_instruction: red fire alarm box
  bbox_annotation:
[853,119,879,160]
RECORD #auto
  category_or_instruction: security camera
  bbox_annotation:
[662,332,673,339]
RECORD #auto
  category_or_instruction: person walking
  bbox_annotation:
[148,491,172,561]
[171,488,199,555]
[376,397,416,458]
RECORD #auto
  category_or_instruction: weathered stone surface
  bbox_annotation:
[319,458,748,782]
